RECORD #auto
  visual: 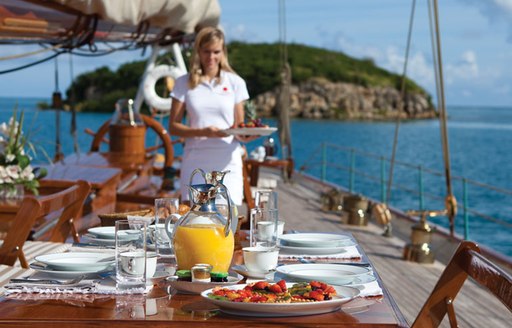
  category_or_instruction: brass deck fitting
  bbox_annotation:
[403,209,446,263]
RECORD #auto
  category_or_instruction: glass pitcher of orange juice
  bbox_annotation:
[172,170,234,272]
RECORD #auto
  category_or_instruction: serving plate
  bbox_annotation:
[34,252,115,272]
[167,274,243,294]
[278,242,356,255]
[279,233,353,248]
[276,264,371,285]
[223,127,277,136]
[201,283,360,317]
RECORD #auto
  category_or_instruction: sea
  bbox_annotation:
[1,97,511,257]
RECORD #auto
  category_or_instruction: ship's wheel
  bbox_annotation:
[89,114,177,191]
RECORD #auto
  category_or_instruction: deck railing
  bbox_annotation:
[299,142,512,257]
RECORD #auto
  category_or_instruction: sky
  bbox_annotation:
[1,0,512,107]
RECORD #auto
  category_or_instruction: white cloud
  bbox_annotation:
[462,0,512,42]
[445,50,479,84]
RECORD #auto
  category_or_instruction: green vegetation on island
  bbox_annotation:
[52,42,429,113]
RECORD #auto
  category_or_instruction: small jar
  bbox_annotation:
[176,270,192,282]
[210,272,228,282]
[191,264,212,282]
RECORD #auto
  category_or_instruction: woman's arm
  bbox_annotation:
[168,98,227,138]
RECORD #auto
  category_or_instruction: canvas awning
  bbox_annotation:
[0,0,220,46]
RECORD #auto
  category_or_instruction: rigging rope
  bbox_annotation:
[0,44,64,61]
[385,0,417,205]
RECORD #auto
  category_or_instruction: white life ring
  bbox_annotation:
[143,64,185,112]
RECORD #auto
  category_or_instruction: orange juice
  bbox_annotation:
[173,224,234,272]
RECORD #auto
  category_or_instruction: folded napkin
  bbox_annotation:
[358,280,383,297]
[4,276,150,295]
[279,245,362,260]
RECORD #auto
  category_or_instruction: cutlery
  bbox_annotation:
[10,275,85,285]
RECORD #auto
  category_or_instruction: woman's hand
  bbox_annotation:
[203,126,228,138]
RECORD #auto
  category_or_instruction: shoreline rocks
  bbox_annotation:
[253,77,437,120]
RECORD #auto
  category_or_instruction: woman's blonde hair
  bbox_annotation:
[188,27,235,89]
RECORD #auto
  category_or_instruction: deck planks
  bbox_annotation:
[266,170,511,328]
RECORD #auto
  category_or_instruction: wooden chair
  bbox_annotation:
[412,241,512,327]
[0,180,91,268]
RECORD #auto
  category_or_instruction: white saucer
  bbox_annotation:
[231,264,273,279]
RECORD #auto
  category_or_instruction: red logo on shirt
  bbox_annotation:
[223,87,228,92]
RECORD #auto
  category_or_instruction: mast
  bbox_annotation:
[432,0,456,235]
[277,0,292,163]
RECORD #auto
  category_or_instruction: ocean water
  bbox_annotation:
[1,97,511,257]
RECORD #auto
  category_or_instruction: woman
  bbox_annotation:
[169,27,251,205]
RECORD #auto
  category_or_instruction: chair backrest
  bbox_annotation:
[412,241,512,328]
[0,180,91,268]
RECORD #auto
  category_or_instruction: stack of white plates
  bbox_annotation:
[31,252,115,277]
[278,233,355,255]
[83,226,140,245]
[275,263,371,286]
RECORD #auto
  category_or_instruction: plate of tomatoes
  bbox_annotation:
[201,280,359,317]
[224,119,277,136]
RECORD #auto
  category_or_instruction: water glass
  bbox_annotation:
[115,219,147,291]
[154,197,180,257]
[254,190,278,210]
[250,208,279,248]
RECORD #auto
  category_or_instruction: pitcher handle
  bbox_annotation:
[165,213,181,240]
[189,168,206,200]
[218,182,232,237]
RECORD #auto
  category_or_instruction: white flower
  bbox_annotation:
[0,122,9,136]
[5,154,15,163]
[20,166,35,181]
[5,165,20,180]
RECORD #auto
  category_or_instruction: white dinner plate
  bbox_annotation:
[279,233,353,248]
[278,241,356,255]
[201,283,360,317]
[87,226,139,240]
[276,264,371,285]
[167,274,243,294]
[223,127,277,136]
[35,252,115,272]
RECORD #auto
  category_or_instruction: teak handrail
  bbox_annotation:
[412,240,512,327]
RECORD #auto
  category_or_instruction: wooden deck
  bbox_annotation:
[260,169,511,327]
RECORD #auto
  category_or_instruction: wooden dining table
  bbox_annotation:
[0,239,409,327]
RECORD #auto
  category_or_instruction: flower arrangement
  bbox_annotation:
[0,110,46,197]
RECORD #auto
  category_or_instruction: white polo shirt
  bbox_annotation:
[171,70,250,150]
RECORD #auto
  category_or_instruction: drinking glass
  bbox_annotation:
[115,219,147,291]
[250,208,279,248]
[254,190,278,210]
[154,197,180,257]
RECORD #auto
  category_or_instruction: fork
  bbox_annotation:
[10,275,85,285]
